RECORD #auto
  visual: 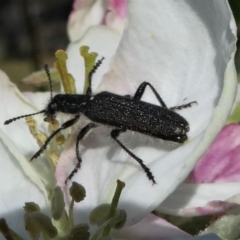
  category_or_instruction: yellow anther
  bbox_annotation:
[55,134,65,146]
[80,46,98,94]
[25,117,37,128]
[37,132,48,144]
[47,119,60,134]
[30,129,38,139]
[25,117,40,140]
[55,50,76,94]
[49,119,60,132]
[49,150,59,166]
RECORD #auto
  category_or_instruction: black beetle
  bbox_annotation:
[4,58,196,184]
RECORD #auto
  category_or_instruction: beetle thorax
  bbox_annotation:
[45,94,90,117]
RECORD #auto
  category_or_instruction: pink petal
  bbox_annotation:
[189,124,240,183]
[103,0,127,33]
[67,0,126,41]
[108,0,127,19]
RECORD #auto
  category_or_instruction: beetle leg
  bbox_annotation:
[134,82,197,112]
[110,128,156,184]
[170,101,198,111]
[65,122,98,184]
[133,82,167,108]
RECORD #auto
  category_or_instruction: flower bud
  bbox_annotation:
[89,204,110,226]
[25,212,57,238]
[68,223,90,240]
[24,202,40,213]
[51,186,65,220]
[69,181,86,202]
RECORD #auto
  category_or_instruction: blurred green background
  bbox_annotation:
[0,0,239,91]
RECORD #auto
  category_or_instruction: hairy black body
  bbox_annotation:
[4,59,196,184]
[51,92,189,142]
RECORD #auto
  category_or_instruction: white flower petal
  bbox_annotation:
[0,70,44,155]
[0,71,54,190]
[67,25,123,93]
[0,139,47,239]
[68,0,108,42]
[57,0,237,226]
[23,91,51,111]
[101,0,237,222]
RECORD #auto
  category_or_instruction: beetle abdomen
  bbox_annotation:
[85,92,189,140]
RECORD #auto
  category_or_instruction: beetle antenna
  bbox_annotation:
[44,63,53,101]
[4,110,46,125]
[86,57,105,95]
